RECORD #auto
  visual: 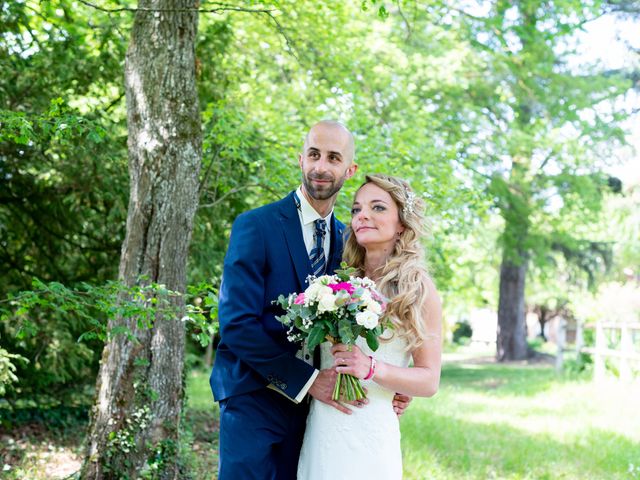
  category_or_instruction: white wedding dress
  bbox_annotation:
[297,333,411,480]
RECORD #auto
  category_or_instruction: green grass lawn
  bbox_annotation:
[400,361,640,479]
[2,352,638,479]
[186,353,640,480]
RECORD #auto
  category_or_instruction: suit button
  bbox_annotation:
[305,354,310,360]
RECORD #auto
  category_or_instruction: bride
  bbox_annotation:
[297,174,443,479]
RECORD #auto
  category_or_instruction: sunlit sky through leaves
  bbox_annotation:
[575,15,639,181]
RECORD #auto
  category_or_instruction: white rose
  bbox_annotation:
[357,277,375,289]
[355,310,379,329]
[306,283,332,302]
[359,289,372,304]
[366,300,382,315]
[317,291,338,313]
[304,283,321,301]
[318,285,333,299]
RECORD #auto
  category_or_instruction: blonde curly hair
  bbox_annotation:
[343,174,432,351]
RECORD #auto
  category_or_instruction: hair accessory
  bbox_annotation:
[403,188,416,216]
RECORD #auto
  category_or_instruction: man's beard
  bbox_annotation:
[303,173,346,200]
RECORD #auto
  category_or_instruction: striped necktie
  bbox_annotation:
[310,219,327,277]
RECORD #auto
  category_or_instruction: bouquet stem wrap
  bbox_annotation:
[326,335,367,401]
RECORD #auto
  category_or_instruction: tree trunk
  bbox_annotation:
[495,164,532,361]
[538,306,548,342]
[204,337,214,368]
[497,254,529,361]
[82,1,201,478]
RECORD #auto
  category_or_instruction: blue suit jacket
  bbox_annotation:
[210,191,345,402]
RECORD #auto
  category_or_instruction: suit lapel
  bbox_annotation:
[279,192,313,290]
[327,215,345,274]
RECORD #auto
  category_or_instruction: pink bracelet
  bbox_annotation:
[364,356,376,380]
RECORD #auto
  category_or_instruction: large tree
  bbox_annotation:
[82,0,201,477]
[442,0,631,360]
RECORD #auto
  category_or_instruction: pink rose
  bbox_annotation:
[371,291,387,311]
[294,293,306,305]
[328,282,355,294]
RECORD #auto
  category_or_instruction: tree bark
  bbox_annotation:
[497,254,530,361]
[82,1,201,478]
[495,161,531,361]
[533,305,549,341]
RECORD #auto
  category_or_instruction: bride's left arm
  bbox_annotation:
[333,277,443,398]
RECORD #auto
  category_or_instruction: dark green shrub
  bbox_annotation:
[452,320,473,344]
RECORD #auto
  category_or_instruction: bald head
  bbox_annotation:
[298,120,358,206]
[303,120,355,164]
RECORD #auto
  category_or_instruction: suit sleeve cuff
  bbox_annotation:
[294,369,319,403]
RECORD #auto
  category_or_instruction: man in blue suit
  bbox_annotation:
[210,121,406,479]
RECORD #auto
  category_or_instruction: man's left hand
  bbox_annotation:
[393,393,412,417]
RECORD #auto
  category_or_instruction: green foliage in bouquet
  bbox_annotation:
[275,263,389,401]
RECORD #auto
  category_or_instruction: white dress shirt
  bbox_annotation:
[292,186,333,402]
[295,186,332,262]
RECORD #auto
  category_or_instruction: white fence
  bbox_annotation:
[558,321,640,381]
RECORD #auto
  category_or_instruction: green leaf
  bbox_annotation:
[320,319,338,338]
[353,325,364,339]
[338,319,354,344]
[147,388,159,402]
[204,295,217,307]
[77,331,101,342]
[307,325,326,351]
[275,294,287,307]
[334,262,357,281]
[197,332,210,347]
[365,330,379,351]
[133,357,150,367]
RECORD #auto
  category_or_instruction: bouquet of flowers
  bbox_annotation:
[275,264,388,401]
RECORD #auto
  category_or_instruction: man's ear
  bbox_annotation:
[346,162,358,179]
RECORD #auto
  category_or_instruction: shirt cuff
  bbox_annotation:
[294,369,319,403]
